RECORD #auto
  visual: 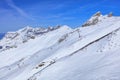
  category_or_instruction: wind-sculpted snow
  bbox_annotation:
[0,13,120,80]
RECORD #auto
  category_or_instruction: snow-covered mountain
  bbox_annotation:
[0,26,60,51]
[0,12,120,80]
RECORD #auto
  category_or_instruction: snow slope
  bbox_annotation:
[0,13,120,80]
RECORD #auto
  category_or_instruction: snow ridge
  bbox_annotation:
[0,26,61,51]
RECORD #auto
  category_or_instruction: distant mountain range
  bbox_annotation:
[0,33,5,39]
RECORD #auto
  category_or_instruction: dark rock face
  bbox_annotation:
[0,46,2,49]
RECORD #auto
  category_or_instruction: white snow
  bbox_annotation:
[0,14,120,80]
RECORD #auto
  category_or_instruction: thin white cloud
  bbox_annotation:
[5,0,34,20]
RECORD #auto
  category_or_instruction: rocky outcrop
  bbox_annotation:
[82,12,114,27]
[82,11,102,27]
[0,26,61,51]
[108,12,113,17]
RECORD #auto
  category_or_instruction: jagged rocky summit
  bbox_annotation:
[82,11,113,27]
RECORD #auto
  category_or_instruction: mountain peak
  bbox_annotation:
[82,12,114,27]
[0,25,67,51]
[82,12,102,27]
[18,26,33,32]
[108,12,113,17]
[93,11,102,17]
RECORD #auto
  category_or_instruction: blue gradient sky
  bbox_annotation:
[0,0,120,32]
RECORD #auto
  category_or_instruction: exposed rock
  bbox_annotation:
[82,11,102,27]
[93,11,101,17]
[0,26,61,51]
[108,12,113,17]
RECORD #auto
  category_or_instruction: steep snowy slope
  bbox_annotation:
[0,13,120,80]
[0,25,72,68]
[0,26,60,51]
[34,28,120,80]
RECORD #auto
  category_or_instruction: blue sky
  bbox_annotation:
[0,0,120,32]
